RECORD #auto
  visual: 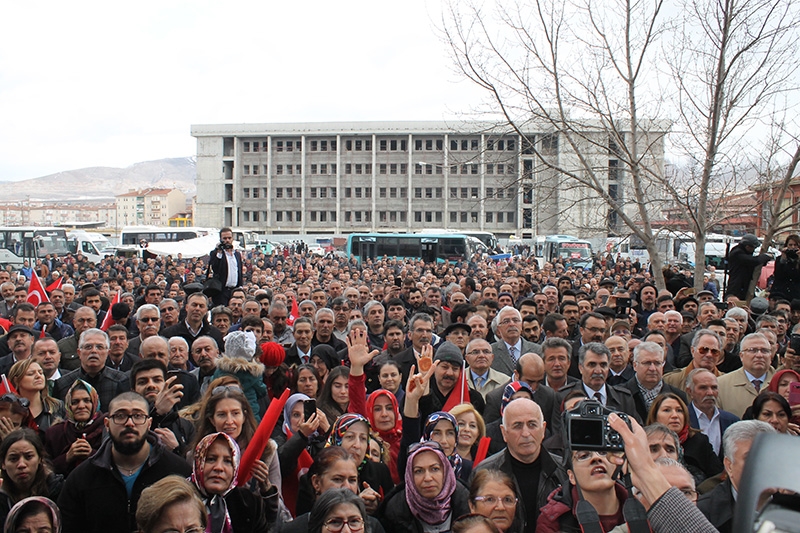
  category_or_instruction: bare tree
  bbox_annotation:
[664,0,799,290]
[442,0,798,290]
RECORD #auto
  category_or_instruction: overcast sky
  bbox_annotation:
[0,1,488,181]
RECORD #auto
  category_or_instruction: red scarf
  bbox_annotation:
[677,424,690,444]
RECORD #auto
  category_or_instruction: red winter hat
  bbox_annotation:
[260,342,285,367]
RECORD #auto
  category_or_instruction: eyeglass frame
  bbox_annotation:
[323,517,365,532]
[108,411,150,425]
[472,495,519,507]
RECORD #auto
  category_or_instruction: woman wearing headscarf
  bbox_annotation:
[382,441,470,533]
[43,380,105,476]
[310,344,339,385]
[4,496,61,533]
[191,432,278,533]
[296,414,393,517]
[274,393,329,516]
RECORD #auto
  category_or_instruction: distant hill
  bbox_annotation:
[0,157,196,202]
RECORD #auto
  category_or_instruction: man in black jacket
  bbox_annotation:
[727,234,772,301]
[161,292,224,354]
[472,398,568,533]
[207,227,243,306]
[621,341,687,422]
[58,392,191,533]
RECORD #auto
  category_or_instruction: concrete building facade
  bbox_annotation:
[191,121,666,240]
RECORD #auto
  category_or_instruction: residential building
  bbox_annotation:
[116,188,186,227]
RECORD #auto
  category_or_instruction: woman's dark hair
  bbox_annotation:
[378,360,401,373]
[452,514,501,533]
[318,366,350,422]
[308,446,356,480]
[292,364,321,395]
[0,428,50,504]
[752,391,791,420]
[646,392,698,437]
[784,234,800,248]
[308,488,368,533]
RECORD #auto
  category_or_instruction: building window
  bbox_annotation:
[275,188,283,198]
[415,140,423,151]
[380,211,387,222]
[486,187,494,198]
[380,140,387,151]
[243,142,250,152]
[320,212,327,222]
[436,139,443,150]
[286,142,293,152]
[507,212,515,223]
[461,165,468,175]
[425,212,433,223]
[461,140,468,151]
[497,163,505,174]
[330,187,336,198]
[321,164,328,174]
[436,165,443,174]
[471,187,478,198]
[286,165,293,175]
[355,187,362,198]
[311,164,317,174]
[390,188,397,198]
[321,140,328,151]
[346,140,353,151]
[331,211,337,222]
[425,188,432,199]
[496,188,504,199]
[415,188,422,199]
[471,212,478,223]
[435,212,442,222]
[286,211,292,222]
[400,188,407,198]
[507,164,515,174]
[296,188,302,198]
[286,188,293,198]
[365,140,372,150]
[399,212,406,222]
[426,139,433,150]
[497,212,504,223]
[310,188,317,198]
[487,140,494,151]
[345,212,352,222]
[415,164,422,175]
[461,212,467,223]
[487,164,494,174]
[400,164,408,174]
[331,163,337,174]
[345,188,352,198]
[296,211,302,222]
[461,187,468,199]
[311,212,317,222]
[252,211,259,222]
[331,140,337,150]
[355,164,362,174]
[276,212,283,222]
[414,211,422,222]
[471,164,478,175]
[346,164,352,174]
[252,166,259,176]
[435,188,442,198]
[243,188,250,199]
[355,140,362,151]
[380,164,387,174]
[390,164,397,174]
[390,211,397,222]
[450,187,457,199]
[450,212,457,223]
[486,212,494,223]
[310,140,318,151]
[365,187,371,198]
[252,188,259,199]
[276,141,283,152]
[471,139,478,150]
[243,165,250,175]
[390,140,397,150]
[354,212,361,222]
[320,188,327,198]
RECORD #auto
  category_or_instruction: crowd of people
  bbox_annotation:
[0,228,797,533]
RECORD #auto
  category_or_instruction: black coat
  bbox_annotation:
[620,377,688,422]
[556,381,641,423]
[682,431,724,483]
[697,478,735,533]
[727,243,771,300]
[58,432,191,533]
[381,482,471,533]
[771,252,800,301]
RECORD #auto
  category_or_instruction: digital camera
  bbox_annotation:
[564,399,631,452]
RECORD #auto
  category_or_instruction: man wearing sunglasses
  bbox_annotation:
[58,391,191,533]
[664,330,725,390]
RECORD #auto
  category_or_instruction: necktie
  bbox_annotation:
[752,379,763,391]
[593,392,603,403]
[509,346,516,361]
[302,354,309,365]
[477,376,486,389]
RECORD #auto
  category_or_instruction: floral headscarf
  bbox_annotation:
[4,496,61,533]
[65,379,100,428]
[405,441,457,526]
[326,413,372,466]
[422,411,463,477]
[191,432,241,533]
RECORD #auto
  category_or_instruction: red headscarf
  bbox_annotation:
[769,369,800,395]
[365,389,403,483]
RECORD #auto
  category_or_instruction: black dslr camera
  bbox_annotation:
[564,399,631,452]
[217,241,233,251]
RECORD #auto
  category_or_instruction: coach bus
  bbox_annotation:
[536,235,594,270]
[0,227,70,268]
[346,233,488,263]
[416,229,500,252]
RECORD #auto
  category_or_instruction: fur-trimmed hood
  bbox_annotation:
[215,356,265,378]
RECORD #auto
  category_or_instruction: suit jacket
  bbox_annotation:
[606,365,635,387]
[208,248,243,288]
[466,367,510,399]
[621,377,687,422]
[663,361,723,390]
[284,344,313,368]
[716,367,775,419]
[697,478,735,533]
[688,405,739,460]
[490,338,541,376]
[483,380,559,432]
[557,380,641,423]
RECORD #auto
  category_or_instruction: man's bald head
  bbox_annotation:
[140,335,170,367]
[515,352,545,390]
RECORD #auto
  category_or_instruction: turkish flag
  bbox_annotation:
[287,297,300,327]
[442,360,471,412]
[45,276,63,293]
[26,271,50,307]
[100,290,120,331]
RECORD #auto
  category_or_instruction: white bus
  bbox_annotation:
[0,227,70,268]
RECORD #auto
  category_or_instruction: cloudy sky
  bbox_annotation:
[0,1,487,181]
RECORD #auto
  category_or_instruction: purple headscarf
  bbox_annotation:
[404,441,457,525]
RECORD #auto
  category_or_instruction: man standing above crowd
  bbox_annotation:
[207,227,243,307]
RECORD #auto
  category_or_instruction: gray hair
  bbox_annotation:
[755,315,778,329]
[168,336,189,351]
[541,337,572,359]
[691,328,722,350]
[741,331,770,349]
[299,299,317,310]
[698,301,718,315]
[723,420,775,463]
[633,341,664,364]
[363,300,383,316]
[268,301,288,315]
[664,310,682,321]
[644,423,681,460]
[685,367,716,390]
[136,304,160,321]
[79,328,110,349]
[409,312,433,332]
[579,342,610,365]
[315,307,335,322]
[346,319,367,335]
[492,306,521,334]
[725,307,748,320]
[159,298,178,309]
[654,457,694,487]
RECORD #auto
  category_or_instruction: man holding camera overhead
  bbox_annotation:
[207,227,243,307]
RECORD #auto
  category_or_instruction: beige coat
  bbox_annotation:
[716,367,775,419]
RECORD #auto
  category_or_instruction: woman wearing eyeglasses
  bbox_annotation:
[468,470,521,533]
[190,432,277,533]
[0,429,63,528]
[646,393,722,483]
[382,440,470,533]
[8,359,64,432]
[308,489,369,533]
[44,380,105,476]
[193,380,280,495]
